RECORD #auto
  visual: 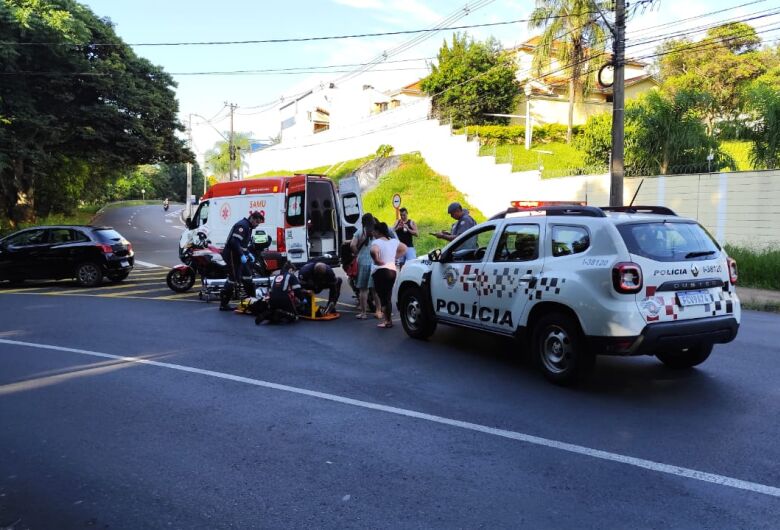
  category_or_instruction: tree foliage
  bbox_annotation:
[205,132,251,181]
[657,22,770,131]
[0,0,191,225]
[578,88,734,175]
[528,0,608,144]
[743,82,780,169]
[421,33,519,127]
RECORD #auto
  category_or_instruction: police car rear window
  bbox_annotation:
[617,222,720,262]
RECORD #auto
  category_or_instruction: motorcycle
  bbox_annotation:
[166,229,286,302]
[163,199,170,212]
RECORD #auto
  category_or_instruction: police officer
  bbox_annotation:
[298,261,342,315]
[433,202,477,242]
[220,210,264,311]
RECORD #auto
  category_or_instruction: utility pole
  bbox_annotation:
[227,102,238,181]
[186,114,193,220]
[609,0,626,206]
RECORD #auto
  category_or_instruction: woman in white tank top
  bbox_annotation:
[370,222,407,328]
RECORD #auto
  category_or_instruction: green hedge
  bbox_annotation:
[455,123,583,146]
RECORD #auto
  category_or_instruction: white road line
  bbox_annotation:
[0,338,777,499]
[144,230,150,234]
[159,235,166,238]
[134,260,166,269]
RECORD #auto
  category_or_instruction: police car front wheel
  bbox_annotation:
[532,313,594,385]
[399,286,436,340]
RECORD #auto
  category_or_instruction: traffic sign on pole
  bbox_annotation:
[392,194,402,219]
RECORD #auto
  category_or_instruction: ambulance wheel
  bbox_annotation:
[532,312,594,386]
[656,344,712,369]
[166,268,195,292]
[399,286,436,340]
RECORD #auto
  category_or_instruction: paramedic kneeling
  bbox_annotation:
[298,261,342,314]
[220,210,264,310]
[266,264,307,322]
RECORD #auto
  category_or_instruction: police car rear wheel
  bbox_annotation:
[656,344,712,369]
[399,286,436,339]
[533,313,594,385]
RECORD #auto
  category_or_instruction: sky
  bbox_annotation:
[79,0,780,163]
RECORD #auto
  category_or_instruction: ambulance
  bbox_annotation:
[180,174,363,267]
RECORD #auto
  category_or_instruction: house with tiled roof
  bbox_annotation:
[510,36,658,127]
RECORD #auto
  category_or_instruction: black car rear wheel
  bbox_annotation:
[107,271,130,283]
[76,262,103,287]
[166,267,196,292]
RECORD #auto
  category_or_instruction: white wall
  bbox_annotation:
[248,105,779,250]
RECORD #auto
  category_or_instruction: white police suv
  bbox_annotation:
[396,205,740,385]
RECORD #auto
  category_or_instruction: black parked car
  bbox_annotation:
[0,226,134,287]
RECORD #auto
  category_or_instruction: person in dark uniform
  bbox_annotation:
[219,211,264,310]
[254,263,307,324]
[298,261,342,315]
[433,202,477,243]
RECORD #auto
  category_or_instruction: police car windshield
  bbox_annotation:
[617,222,720,262]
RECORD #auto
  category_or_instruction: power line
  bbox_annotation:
[2,6,612,48]
[169,56,435,76]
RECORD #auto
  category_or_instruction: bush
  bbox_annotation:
[455,124,583,146]
[376,144,395,158]
[725,245,780,290]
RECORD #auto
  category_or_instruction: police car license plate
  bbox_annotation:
[677,290,711,306]
[120,260,129,267]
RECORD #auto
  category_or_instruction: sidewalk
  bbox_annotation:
[737,287,780,310]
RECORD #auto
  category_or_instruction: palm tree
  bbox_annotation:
[529,0,608,143]
[205,132,251,181]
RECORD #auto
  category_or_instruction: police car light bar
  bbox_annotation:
[510,200,586,209]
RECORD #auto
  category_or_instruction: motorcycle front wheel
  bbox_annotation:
[166,267,196,293]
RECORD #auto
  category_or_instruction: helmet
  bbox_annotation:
[194,227,210,248]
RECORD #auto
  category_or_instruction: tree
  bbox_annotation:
[528,0,608,144]
[657,22,769,133]
[421,33,519,127]
[743,82,780,169]
[205,132,251,181]
[578,88,734,175]
[0,0,190,225]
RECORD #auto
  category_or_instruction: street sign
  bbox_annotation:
[392,194,402,209]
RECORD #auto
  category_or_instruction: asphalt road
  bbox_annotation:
[1,205,779,529]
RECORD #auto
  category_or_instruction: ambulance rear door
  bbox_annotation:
[337,175,363,242]
[284,175,309,264]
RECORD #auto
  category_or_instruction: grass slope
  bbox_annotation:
[363,153,484,254]
[478,142,592,178]
[248,152,484,255]
[248,155,375,184]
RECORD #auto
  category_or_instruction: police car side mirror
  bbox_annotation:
[185,217,194,230]
[428,248,442,262]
